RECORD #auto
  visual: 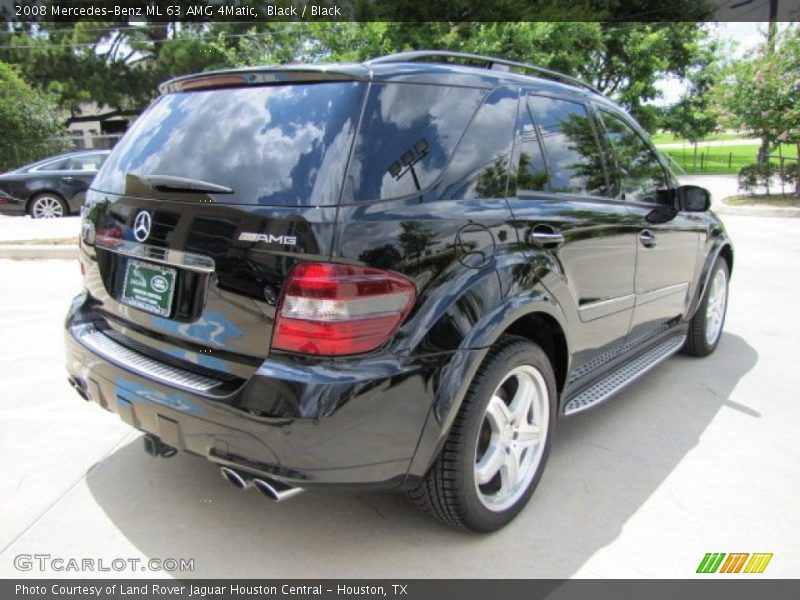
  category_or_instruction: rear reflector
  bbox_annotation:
[272,263,416,356]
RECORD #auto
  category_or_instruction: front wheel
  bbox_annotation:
[683,257,729,356]
[408,335,556,532]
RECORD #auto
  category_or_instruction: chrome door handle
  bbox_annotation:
[62,176,75,182]
[639,230,657,247]
[529,227,565,248]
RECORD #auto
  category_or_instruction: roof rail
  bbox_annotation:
[367,50,602,95]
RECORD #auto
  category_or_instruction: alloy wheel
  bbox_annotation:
[704,268,727,345]
[474,364,549,512]
[31,195,65,219]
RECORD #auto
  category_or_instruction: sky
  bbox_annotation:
[653,21,770,106]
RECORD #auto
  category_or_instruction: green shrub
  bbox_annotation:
[738,163,778,195]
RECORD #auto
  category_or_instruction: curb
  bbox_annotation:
[0,244,78,260]
[714,201,800,218]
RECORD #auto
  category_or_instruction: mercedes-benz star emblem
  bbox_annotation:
[133,211,152,243]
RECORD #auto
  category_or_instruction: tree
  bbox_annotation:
[309,21,716,132]
[718,26,800,195]
[0,61,66,171]
[661,40,721,144]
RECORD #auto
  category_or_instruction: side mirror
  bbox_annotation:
[677,185,711,212]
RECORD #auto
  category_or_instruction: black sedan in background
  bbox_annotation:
[0,150,110,218]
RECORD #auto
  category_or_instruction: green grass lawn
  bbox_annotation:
[658,143,797,175]
[723,193,800,207]
[650,132,754,145]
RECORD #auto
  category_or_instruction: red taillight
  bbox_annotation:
[272,263,416,356]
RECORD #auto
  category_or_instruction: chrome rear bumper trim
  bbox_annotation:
[76,328,221,393]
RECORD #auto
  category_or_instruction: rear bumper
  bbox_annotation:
[64,293,458,490]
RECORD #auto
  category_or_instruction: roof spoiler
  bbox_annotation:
[159,65,369,94]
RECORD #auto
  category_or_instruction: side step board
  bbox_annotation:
[563,335,686,416]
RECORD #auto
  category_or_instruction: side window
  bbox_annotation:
[514,101,549,192]
[67,154,105,172]
[37,158,69,171]
[342,83,486,202]
[437,86,519,200]
[599,111,669,205]
[527,95,609,197]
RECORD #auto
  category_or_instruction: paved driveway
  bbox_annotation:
[0,214,798,579]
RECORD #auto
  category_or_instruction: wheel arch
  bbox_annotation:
[687,238,734,320]
[405,290,571,484]
[500,311,568,395]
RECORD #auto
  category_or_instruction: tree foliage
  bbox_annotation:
[0,61,67,171]
[1,4,717,136]
[717,26,800,194]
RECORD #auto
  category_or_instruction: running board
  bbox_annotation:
[563,335,686,416]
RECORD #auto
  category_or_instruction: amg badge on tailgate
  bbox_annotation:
[238,232,297,245]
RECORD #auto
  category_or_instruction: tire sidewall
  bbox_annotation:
[457,341,557,532]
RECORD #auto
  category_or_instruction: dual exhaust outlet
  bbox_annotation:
[219,466,304,502]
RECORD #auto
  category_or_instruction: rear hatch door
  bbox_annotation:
[80,77,366,370]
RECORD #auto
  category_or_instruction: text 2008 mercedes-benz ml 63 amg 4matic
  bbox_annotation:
[65,51,733,532]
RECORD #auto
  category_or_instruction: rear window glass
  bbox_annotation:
[92,82,365,206]
[342,83,487,202]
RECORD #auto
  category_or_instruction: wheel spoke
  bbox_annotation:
[500,448,519,493]
[515,423,541,445]
[475,441,504,485]
[485,394,512,433]
[508,376,534,425]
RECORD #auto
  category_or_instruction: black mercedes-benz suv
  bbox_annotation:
[65,51,733,532]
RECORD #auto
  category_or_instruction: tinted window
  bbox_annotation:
[37,158,69,171]
[527,96,609,196]
[599,111,669,205]
[438,86,518,199]
[514,102,549,192]
[67,154,106,172]
[342,83,486,202]
[93,82,364,206]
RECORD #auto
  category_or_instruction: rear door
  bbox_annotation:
[81,80,365,374]
[63,153,106,208]
[507,93,637,370]
[596,109,704,337]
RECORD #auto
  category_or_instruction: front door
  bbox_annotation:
[596,110,704,337]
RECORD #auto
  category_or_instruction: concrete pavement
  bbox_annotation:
[0,215,798,578]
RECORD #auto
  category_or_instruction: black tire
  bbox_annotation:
[28,193,68,219]
[683,257,730,357]
[408,334,557,532]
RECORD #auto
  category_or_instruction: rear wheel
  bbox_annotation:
[29,193,68,219]
[408,335,556,532]
[683,257,729,356]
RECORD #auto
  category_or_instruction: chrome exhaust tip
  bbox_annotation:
[220,467,251,490]
[252,477,304,502]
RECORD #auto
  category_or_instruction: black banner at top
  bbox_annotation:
[2,0,800,23]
